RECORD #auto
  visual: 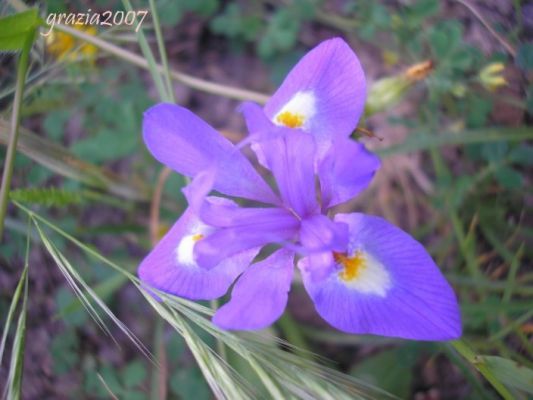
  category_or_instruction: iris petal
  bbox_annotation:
[260,129,319,217]
[194,207,300,269]
[213,249,294,330]
[138,208,259,300]
[318,138,381,209]
[264,38,366,158]
[299,213,461,340]
[143,103,278,204]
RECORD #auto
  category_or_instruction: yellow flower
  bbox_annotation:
[479,63,507,91]
[46,23,97,63]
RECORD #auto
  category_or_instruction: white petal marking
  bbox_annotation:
[273,91,317,129]
[175,223,214,268]
[339,251,392,297]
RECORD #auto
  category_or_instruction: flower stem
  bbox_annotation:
[0,30,35,241]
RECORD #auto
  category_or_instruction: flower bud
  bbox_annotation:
[365,60,434,116]
[479,63,507,91]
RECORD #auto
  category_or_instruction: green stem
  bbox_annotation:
[451,340,514,400]
[0,29,35,240]
[121,0,168,102]
[151,318,167,400]
[209,299,227,361]
[148,0,175,102]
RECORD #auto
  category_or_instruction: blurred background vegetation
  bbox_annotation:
[0,0,532,399]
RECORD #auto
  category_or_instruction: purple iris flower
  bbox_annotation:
[139,38,461,340]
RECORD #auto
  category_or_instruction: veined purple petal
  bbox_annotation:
[143,103,278,204]
[213,249,294,330]
[264,38,366,158]
[181,168,216,214]
[239,101,273,137]
[319,138,381,209]
[194,207,300,269]
[197,196,296,229]
[138,208,259,300]
[260,129,319,217]
[299,213,461,340]
[300,214,348,253]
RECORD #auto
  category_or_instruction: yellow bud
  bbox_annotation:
[479,63,507,91]
[365,60,434,116]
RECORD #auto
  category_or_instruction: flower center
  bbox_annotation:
[272,91,316,129]
[191,233,204,242]
[276,111,305,128]
[176,232,206,267]
[334,250,366,282]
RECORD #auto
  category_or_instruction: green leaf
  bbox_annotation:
[481,141,508,162]
[494,166,523,190]
[0,119,151,201]
[429,20,462,59]
[466,96,492,128]
[351,346,418,398]
[10,187,83,207]
[170,368,210,400]
[51,330,79,374]
[122,361,147,388]
[526,84,533,114]
[484,356,533,395]
[516,43,533,71]
[55,287,88,327]
[509,144,533,165]
[43,109,71,140]
[0,9,40,51]
[257,9,300,59]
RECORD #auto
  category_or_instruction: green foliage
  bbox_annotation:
[170,368,211,400]
[351,346,420,399]
[0,9,40,51]
[10,187,83,207]
[156,0,218,27]
[516,43,533,71]
[258,9,300,60]
[85,362,147,399]
[51,330,79,374]
[2,1,532,399]
[210,4,263,42]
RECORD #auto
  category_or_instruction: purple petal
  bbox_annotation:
[299,213,461,340]
[300,214,348,253]
[319,138,381,209]
[213,249,294,330]
[194,207,300,269]
[138,208,259,300]
[260,129,319,217]
[239,101,273,136]
[182,168,216,214]
[264,38,366,158]
[143,103,278,204]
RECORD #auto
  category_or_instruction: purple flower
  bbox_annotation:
[139,38,461,340]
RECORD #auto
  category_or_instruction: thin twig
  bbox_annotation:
[97,373,120,400]
[149,167,172,246]
[455,0,516,57]
[54,24,270,104]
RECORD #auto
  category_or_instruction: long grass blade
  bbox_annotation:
[15,202,395,400]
